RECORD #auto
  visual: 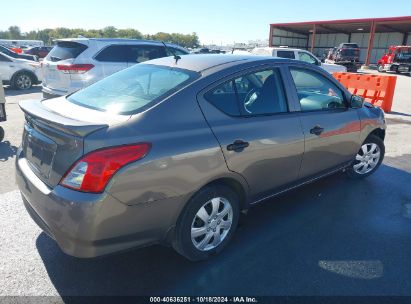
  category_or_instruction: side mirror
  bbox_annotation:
[350,95,364,108]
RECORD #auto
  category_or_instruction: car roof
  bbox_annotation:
[145,54,293,73]
[253,47,307,52]
[55,38,186,49]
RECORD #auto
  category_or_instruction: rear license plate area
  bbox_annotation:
[23,124,57,180]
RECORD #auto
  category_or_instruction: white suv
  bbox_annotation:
[251,47,347,74]
[0,52,42,90]
[41,38,189,99]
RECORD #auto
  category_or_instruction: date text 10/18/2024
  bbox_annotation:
[150,297,258,303]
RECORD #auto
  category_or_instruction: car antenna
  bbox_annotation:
[162,42,181,63]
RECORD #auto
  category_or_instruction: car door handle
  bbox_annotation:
[310,125,324,136]
[227,140,249,152]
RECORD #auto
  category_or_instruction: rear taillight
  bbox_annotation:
[57,64,94,74]
[60,143,151,193]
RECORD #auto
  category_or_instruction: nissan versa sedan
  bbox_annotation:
[16,55,386,261]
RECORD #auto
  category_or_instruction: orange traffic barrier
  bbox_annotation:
[333,72,397,113]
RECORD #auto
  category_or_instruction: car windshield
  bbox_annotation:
[67,64,198,115]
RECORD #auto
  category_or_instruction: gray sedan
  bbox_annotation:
[16,55,386,261]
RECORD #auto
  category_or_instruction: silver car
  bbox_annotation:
[41,38,189,99]
[16,55,386,261]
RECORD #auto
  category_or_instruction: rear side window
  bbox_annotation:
[47,41,87,62]
[205,68,288,116]
[277,50,295,59]
[128,45,166,63]
[95,45,128,62]
[67,64,198,115]
[205,81,239,116]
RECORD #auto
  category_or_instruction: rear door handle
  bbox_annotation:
[310,125,324,136]
[227,140,249,152]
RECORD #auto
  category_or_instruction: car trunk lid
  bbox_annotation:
[19,99,110,187]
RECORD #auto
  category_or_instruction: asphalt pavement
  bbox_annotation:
[0,73,410,298]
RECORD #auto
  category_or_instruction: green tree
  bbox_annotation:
[0,26,200,48]
[8,26,21,39]
[102,26,117,38]
[117,28,143,39]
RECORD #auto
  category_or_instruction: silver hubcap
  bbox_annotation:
[16,74,31,90]
[191,197,233,251]
[353,143,380,175]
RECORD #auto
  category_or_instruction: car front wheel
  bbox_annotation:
[377,64,385,73]
[173,185,240,261]
[346,135,385,179]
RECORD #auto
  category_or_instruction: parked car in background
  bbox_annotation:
[41,38,189,99]
[17,55,386,261]
[10,47,23,54]
[230,48,252,55]
[0,52,42,89]
[325,43,361,72]
[0,45,38,61]
[377,45,411,74]
[0,74,5,141]
[191,48,210,54]
[251,47,347,73]
[24,46,53,59]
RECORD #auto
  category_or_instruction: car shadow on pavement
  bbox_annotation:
[0,140,18,161]
[36,161,411,297]
[3,85,42,97]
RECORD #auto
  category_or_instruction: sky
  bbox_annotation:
[1,0,411,45]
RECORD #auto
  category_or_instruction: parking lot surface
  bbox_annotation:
[0,72,411,297]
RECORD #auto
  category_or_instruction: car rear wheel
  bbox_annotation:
[346,135,385,179]
[13,72,33,90]
[173,185,240,261]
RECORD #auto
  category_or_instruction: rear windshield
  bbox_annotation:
[342,43,359,48]
[47,41,87,62]
[67,64,199,115]
[341,49,359,56]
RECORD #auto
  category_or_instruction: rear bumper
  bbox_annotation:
[16,149,187,258]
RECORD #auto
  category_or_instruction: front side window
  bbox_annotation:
[277,50,295,59]
[67,64,198,115]
[205,68,288,116]
[128,45,166,63]
[290,67,346,111]
[298,52,318,65]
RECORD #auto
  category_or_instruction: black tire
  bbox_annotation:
[346,135,385,179]
[377,64,385,73]
[0,127,4,142]
[173,185,240,261]
[12,72,33,90]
